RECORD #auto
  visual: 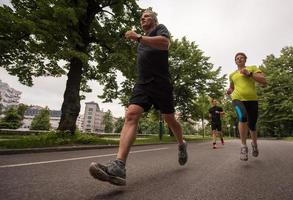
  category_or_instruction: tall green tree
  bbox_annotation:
[138,109,160,135]
[169,37,226,120]
[102,109,114,133]
[220,96,237,137]
[30,107,51,130]
[258,46,293,136]
[0,106,22,129]
[0,0,141,134]
[17,103,28,120]
[114,116,124,133]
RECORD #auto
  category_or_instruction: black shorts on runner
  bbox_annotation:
[128,79,175,114]
[232,100,258,131]
[211,122,222,131]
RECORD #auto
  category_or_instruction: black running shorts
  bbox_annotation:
[232,100,258,131]
[211,122,222,131]
[129,80,175,114]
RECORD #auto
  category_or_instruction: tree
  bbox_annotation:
[191,94,210,136]
[102,109,114,133]
[0,0,142,134]
[114,117,124,133]
[0,106,22,129]
[257,46,293,136]
[220,96,237,137]
[17,103,28,120]
[180,120,196,135]
[169,37,226,120]
[138,109,160,135]
[0,96,3,114]
[30,107,51,130]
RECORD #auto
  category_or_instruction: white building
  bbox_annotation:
[22,106,62,129]
[83,101,106,133]
[0,79,21,110]
[76,114,84,131]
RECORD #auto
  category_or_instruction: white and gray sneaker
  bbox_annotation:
[240,146,248,161]
[89,159,126,186]
[178,140,188,165]
[251,142,259,157]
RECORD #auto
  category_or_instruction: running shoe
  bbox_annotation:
[89,159,126,186]
[221,138,224,145]
[251,142,259,157]
[213,143,217,149]
[178,140,188,165]
[240,146,248,161]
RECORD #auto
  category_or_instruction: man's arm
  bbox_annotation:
[125,30,170,50]
[220,110,225,116]
[240,68,267,86]
[251,72,267,86]
[227,82,234,95]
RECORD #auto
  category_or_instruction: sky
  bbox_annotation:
[1,0,293,117]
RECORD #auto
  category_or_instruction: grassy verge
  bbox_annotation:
[0,132,212,149]
[280,137,293,141]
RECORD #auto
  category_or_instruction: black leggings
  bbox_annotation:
[232,100,258,131]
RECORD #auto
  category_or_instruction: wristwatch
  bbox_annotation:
[248,72,253,77]
[137,34,142,42]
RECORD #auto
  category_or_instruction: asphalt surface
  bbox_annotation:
[0,139,292,200]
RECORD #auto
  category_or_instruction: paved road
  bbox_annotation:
[0,140,292,200]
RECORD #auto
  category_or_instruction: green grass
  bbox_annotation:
[280,137,293,141]
[0,132,212,149]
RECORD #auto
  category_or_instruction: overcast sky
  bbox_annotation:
[1,0,293,117]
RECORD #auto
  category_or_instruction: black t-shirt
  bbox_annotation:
[209,106,223,123]
[137,24,171,84]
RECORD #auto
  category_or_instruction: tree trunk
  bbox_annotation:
[57,57,83,134]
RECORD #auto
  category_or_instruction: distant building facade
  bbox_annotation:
[83,101,106,133]
[22,106,62,129]
[0,79,21,110]
[76,114,84,131]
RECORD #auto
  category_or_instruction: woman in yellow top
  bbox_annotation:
[227,52,267,161]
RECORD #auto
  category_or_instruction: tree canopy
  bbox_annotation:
[169,37,226,120]
[257,46,293,136]
[1,1,226,135]
[0,0,141,133]
[102,109,114,133]
[30,107,51,130]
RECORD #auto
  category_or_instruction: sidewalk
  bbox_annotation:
[0,140,208,155]
[0,144,119,155]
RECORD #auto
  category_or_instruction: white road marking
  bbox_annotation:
[0,147,169,168]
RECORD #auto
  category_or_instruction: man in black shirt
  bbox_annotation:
[89,8,188,186]
[209,99,225,149]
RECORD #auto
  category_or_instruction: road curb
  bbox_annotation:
[0,140,209,155]
[0,144,119,155]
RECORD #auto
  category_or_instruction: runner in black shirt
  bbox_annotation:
[209,99,225,149]
[89,8,188,186]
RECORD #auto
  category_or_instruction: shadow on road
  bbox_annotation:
[93,189,125,199]
[90,167,192,199]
